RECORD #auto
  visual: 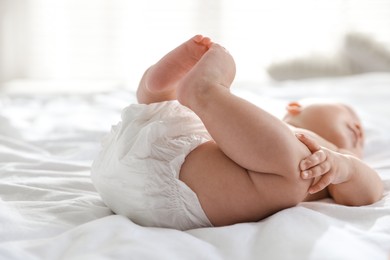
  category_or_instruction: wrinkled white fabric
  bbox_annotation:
[2,74,390,260]
[91,101,213,230]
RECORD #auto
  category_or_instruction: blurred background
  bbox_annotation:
[1,0,390,93]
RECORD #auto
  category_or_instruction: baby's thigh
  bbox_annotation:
[180,141,307,227]
[179,141,259,226]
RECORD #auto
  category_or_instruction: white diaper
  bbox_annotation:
[91,101,213,230]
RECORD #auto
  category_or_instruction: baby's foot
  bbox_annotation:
[177,43,236,107]
[144,35,212,94]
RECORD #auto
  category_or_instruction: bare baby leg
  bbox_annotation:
[137,36,313,226]
[177,43,312,177]
[176,42,314,225]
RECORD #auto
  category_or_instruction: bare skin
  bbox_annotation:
[137,35,314,226]
[136,35,383,226]
[284,101,383,205]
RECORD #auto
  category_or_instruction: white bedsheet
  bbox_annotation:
[0,73,389,260]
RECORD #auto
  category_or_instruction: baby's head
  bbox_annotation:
[283,101,365,158]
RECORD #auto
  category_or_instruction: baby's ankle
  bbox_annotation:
[178,81,226,111]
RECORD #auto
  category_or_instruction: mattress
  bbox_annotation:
[0,73,389,259]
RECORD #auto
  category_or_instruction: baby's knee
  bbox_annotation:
[280,144,314,204]
[284,171,313,205]
[248,168,311,216]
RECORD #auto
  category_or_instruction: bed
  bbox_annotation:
[0,73,389,260]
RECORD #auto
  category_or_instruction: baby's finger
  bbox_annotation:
[308,172,334,194]
[301,160,331,179]
[296,133,321,153]
[300,150,327,171]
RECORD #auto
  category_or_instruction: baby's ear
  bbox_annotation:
[286,101,302,115]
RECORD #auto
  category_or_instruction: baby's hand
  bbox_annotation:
[296,133,351,194]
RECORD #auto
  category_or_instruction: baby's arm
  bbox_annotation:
[297,133,383,206]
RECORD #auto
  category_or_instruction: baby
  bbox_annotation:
[91,35,383,230]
